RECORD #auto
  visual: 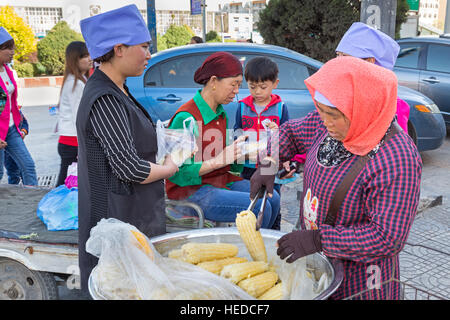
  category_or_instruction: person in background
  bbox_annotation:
[166,52,280,229]
[55,41,92,186]
[77,4,178,295]
[3,109,29,184]
[234,56,289,230]
[0,27,37,185]
[190,36,203,44]
[251,56,422,299]
[335,22,410,132]
[281,22,411,180]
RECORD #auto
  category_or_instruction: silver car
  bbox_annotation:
[395,35,450,129]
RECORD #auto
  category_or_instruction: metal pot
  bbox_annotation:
[89,227,344,300]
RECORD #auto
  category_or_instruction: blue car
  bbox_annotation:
[127,43,446,152]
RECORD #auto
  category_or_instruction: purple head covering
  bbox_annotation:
[80,4,151,60]
[314,90,336,108]
[335,22,400,70]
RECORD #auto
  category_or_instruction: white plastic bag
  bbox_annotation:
[86,218,254,300]
[155,117,197,167]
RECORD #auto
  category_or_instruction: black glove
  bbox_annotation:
[250,157,277,199]
[277,230,323,263]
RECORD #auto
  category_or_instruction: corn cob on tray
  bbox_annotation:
[88,220,338,300]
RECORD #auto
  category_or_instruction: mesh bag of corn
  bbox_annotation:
[86,218,254,300]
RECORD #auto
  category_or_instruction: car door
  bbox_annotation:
[419,43,450,126]
[394,42,425,91]
[142,53,209,121]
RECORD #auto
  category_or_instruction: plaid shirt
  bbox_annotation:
[278,111,422,299]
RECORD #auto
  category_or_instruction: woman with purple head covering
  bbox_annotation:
[76,4,179,295]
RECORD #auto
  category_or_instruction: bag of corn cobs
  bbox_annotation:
[86,218,253,300]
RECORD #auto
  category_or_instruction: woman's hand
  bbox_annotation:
[215,135,247,166]
[280,161,296,179]
[0,139,7,149]
[163,154,179,177]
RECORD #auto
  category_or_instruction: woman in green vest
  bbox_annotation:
[165,52,280,228]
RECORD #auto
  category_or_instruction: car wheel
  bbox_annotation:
[407,121,418,146]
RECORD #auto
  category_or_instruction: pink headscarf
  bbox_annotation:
[304,56,397,156]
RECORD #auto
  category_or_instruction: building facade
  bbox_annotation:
[419,0,447,30]
[1,0,268,42]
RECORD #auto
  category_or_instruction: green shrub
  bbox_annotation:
[206,31,221,42]
[15,62,34,78]
[32,62,47,76]
[37,21,84,76]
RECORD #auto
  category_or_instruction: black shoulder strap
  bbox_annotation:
[323,122,401,226]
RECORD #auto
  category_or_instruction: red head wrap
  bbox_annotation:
[194,51,243,85]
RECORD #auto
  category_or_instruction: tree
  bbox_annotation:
[0,6,36,62]
[37,21,84,75]
[158,24,195,51]
[206,30,221,42]
[258,0,410,62]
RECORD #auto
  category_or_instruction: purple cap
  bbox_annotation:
[314,90,336,108]
[0,27,13,46]
[336,22,400,70]
[80,4,151,60]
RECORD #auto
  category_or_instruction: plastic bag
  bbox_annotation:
[64,162,78,189]
[86,218,254,300]
[271,254,328,300]
[36,185,78,231]
[155,117,197,167]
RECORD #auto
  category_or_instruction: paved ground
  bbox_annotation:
[2,103,449,300]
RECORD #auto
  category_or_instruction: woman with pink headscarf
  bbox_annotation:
[288,22,410,169]
[250,56,422,299]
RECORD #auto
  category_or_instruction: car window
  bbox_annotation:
[232,54,309,90]
[159,54,209,88]
[395,43,421,69]
[144,64,161,87]
[426,44,450,73]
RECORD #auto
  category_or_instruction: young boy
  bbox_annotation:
[234,56,290,230]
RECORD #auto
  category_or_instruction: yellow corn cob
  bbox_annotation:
[168,249,187,261]
[181,242,239,264]
[235,210,267,262]
[258,282,283,300]
[196,257,248,274]
[220,261,269,284]
[238,271,278,298]
[130,230,154,260]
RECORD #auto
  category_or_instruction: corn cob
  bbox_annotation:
[238,271,278,298]
[258,282,283,300]
[235,210,267,262]
[168,249,186,261]
[220,261,269,284]
[130,230,154,260]
[181,242,239,264]
[196,257,248,274]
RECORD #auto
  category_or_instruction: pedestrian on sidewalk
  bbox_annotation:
[3,109,29,184]
[250,56,422,299]
[0,27,38,185]
[76,4,179,296]
[55,41,92,186]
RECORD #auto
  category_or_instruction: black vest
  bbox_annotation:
[76,69,166,292]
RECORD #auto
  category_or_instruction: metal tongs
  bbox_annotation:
[247,186,269,231]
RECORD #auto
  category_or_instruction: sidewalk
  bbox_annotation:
[16,76,61,107]
[17,86,61,107]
